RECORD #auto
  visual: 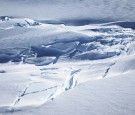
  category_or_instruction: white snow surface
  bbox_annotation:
[0,15,135,115]
[0,0,135,21]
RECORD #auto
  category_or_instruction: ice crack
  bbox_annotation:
[102,62,115,78]
[10,82,32,112]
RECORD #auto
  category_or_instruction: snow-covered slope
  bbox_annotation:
[0,15,135,115]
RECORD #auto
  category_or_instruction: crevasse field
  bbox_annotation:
[0,0,135,115]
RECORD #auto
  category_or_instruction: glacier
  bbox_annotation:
[0,0,135,115]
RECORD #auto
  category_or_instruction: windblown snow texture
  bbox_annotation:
[0,0,135,21]
[0,0,135,115]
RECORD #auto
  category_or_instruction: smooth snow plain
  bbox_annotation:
[0,16,135,115]
[0,0,135,22]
